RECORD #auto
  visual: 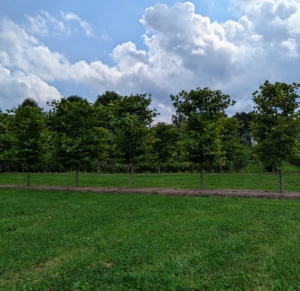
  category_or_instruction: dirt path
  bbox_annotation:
[1,184,300,199]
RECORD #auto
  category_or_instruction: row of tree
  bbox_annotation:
[0,80,299,192]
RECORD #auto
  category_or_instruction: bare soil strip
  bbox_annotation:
[1,184,300,199]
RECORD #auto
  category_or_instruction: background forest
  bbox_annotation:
[1,81,300,192]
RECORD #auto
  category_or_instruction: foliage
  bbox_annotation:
[94,90,121,107]
[221,116,250,172]
[0,110,6,158]
[110,93,157,124]
[171,87,235,188]
[251,80,300,192]
[4,82,300,189]
[151,122,178,173]
[19,97,39,108]
[232,111,253,146]
[111,113,150,187]
[48,96,109,186]
[94,126,112,165]
[171,112,185,128]
[109,93,158,187]
[7,105,45,185]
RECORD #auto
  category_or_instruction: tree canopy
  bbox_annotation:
[7,105,45,185]
[171,87,235,189]
[48,96,105,186]
[251,80,300,192]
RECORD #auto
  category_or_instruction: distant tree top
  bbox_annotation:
[20,97,39,108]
[66,95,89,104]
[94,91,121,107]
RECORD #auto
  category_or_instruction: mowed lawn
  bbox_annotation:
[1,171,300,192]
[1,189,300,290]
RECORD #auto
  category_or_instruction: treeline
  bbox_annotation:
[0,80,300,192]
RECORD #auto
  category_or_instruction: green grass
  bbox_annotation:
[1,189,300,290]
[1,171,300,192]
[280,163,300,173]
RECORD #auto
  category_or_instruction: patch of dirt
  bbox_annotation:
[100,261,113,268]
[1,184,300,199]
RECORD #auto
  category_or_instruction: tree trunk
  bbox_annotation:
[272,165,275,173]
[229,161,232,174]
[191,162,194,174]
[45,164,48,173]
[200,163,204,190]
[158,161,161,174]
[127,164,130,174]
[76,166,79,187]
[27,160,30,186]
[130,158,134,188]
[279,168,284,193]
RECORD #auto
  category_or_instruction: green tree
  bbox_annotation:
[171,87,235,189]
[232,111,253,146]
[221,116,250,172]
[151,122,178,174]
[94,91,121,107]
[109,93,158,187]
[20,97,39,108]
[49,96,107,186]
[0,110,13,173]
[251,80,300,193]
[94,124,112,174]
[7,105,45,186]
[0,109,6,159]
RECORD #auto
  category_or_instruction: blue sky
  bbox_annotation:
[1,0,300,122]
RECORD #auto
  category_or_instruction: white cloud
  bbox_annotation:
[0,18,38,53]
[158,103,173,114]
[25,10,70,36]
[0,64,62,110]
[0,50,11,67]
[280,38,299,57]
[1,1,300,118]
[25,14,48,36]
[62,12,94,37]
[111,42,148,71]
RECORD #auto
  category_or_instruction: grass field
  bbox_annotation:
[1,189,300,290]
[1,171,300,192]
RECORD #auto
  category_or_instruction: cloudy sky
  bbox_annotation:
[1,0,300,122]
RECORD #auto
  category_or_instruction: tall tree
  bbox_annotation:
[109,93,158,187]
[0,110,13,173]
[0,109,6,159]
[49,96,106,187]
[221,116,250,172]
[171,87,235,189]
[151,122,178,174]
[251,80,300,193]
[7,105,45,186]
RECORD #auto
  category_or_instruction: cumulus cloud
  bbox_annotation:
[280,38,299,57]
[1,1,300,117]
[0,64,62,110]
